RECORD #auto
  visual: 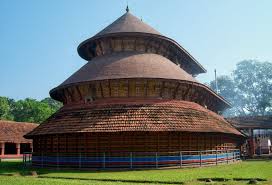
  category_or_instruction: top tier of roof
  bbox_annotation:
[95,12,162,37]
[77,10,206,75]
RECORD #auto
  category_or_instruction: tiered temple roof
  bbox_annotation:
[25,10,241,139]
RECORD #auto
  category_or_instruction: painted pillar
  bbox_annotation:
[16,143,20,156]
[30,143,33,152]
[249,129,255,157]
[1,143,4,156]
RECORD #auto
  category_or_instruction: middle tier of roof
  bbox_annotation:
[50,51,230,112]
[60,51,197,86]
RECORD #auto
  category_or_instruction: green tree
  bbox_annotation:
[233,60,272,115]
[210,76,245,117]
[12,98,54,123]
[210,75,235,102]
[210,60,272,117]
[0,96,14,120]
[41,97,62,111]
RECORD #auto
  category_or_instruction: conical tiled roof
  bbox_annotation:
[59,51,197,87]
[77,11,207,75]
[95,12,161,37]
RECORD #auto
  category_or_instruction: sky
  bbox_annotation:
[1,0,272,100]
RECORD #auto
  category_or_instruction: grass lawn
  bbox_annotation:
[0,160,272,185]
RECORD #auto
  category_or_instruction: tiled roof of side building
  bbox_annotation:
[25,99,243,138]
[0,120,37,143]
[227,116,272,129]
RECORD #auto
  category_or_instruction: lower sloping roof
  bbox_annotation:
[25,99,242,138]
[228,116,272,129]
[0,120,37,143]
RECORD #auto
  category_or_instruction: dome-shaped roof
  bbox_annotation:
[95,12,162,37]
[59,51,197,87]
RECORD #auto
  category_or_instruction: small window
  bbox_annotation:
[4,143,17,154]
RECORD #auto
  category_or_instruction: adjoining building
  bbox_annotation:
[229,116,272,156]
[25,8,244,169]
[0,120,37,159]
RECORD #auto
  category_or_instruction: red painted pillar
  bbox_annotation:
[16,143,20,156]
[1,143,4,156]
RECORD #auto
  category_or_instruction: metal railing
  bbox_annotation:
[23,152,32,167]
[24,149,240,169]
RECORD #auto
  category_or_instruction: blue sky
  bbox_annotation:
[1,0,272,100]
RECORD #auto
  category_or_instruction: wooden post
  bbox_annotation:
[41,152,44,168]
[57,152,59,169]
[200,151,202,167]
[79,152,81,169]
[180,151,182,168]
[226,150,228,164]
[130,152,133,169]
[23,153,25,166]
[155,152,158,168]
[215,150,218,165]
[103,152,106,169]
[249,129,255,157]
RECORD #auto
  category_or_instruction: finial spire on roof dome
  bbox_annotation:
[126,5,129,12]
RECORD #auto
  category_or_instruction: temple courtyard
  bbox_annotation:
[0,160,271,185]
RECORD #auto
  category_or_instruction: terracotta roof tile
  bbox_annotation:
[227,116,272,129]
[59,51,197,87]
[95,12,161,37]
[0,120,37,143]
[25,99,242,138]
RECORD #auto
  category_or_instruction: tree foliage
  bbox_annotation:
[210,60,272,117]
[233,60,272,115]
[0,97,62,123]
[210,76,243,117]
[41,97,63,111]
[0,96,14,120]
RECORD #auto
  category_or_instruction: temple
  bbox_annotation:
[25,9,244,169]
